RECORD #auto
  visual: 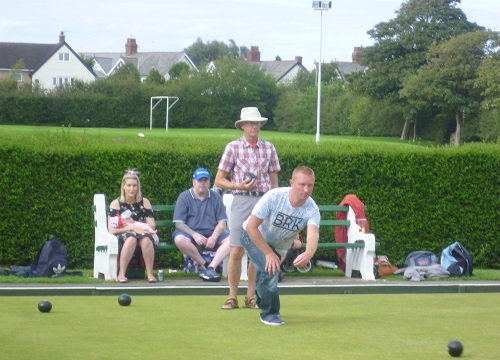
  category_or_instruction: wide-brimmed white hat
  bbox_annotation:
[234,107,268,130]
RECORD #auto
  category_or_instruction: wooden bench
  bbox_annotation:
[93,193,378,281]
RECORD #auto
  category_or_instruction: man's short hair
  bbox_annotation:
[292,166,315,180]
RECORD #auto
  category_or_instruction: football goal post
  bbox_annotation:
[150,96,179,131]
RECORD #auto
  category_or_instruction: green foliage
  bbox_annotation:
[184,37,247,67]
[167,58,279,129]
[145,68,166,85]
[358,0,486,140]
[476,50,500,110]
[401,30,497,145]
[274,86,316,133]
[290,68,315,91]
[1,128,499,270]
[477,109,500,143]
[167,62,190,80]
[0,78,18,94]
[109,62,141,83]
[364,0,482,98]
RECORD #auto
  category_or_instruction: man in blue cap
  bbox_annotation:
[172,168,230,282]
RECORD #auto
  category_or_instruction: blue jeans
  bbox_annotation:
[240,229,280,319]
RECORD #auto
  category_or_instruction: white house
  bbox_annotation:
[0,32,96,89]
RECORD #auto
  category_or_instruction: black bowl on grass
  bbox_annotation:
[447,340,463,357]
[118,293,132,306]
[38,300,52,313]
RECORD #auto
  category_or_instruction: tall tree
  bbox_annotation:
[169,57,278,128]
[400,30,498,145]
[476,44,500,111]
[361,0,483,139]
[475,49,500,142]
[185,38,247,67]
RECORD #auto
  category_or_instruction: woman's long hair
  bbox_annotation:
[119,169,143,203]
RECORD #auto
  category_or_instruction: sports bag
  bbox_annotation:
[441,241,473,276]
[31,235,67,277]
[374,255,398,277]
[404,250,438,267]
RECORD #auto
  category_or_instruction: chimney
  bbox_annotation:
[126,38,138,56]
[247,46,261,62]
[295,56,302,64]
[59,31,65,44]
[352,46,363,64]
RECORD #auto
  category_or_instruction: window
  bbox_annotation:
[53,77,76,87]
[13,73,22,82]
[59,52,69,61]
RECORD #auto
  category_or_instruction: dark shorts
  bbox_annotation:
[172,230,230,246]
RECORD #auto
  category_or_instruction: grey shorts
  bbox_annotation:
[229,195,261,247]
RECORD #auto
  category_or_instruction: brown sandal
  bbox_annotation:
[244,296,259,309]
[221,297,239,310]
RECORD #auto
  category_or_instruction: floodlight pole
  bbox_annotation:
[313,1,332,144]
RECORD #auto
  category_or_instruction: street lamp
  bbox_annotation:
[312,1,332,144]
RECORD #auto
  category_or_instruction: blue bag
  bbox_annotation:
[404,250,438,267]
[441,242,473,276]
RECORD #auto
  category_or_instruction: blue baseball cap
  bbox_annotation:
[193,168,210,180]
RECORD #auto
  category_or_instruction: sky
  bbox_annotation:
[1,0,498,67]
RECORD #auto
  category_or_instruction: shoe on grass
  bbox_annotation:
[199,267,221,282]
[244,296,259,309]
[260,315,286,326]
[221,297,238,310]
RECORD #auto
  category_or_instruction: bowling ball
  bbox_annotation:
[118,293,132,306]
[447,340,463,357]
[243,172,256,182]
[38,300,52,313]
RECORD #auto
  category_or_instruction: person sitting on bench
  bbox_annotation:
[172,168,230,282]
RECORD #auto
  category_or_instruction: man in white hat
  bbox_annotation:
[215,107,281,310]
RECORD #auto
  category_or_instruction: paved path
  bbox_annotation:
[1,276,499,296]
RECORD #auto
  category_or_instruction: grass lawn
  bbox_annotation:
[1,293,499,359]
[0,125,437,148]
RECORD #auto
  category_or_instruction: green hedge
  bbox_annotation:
[1,136,499,270]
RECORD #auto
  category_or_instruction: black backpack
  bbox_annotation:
[31,236,67,277]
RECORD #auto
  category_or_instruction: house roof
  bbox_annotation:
[82,51,198,77]
[0,40,97,79]
[0,42,60,70]
[335,61,368,79]
[207,59,307,83]
[136,52,196,76]
[258,60,307,82]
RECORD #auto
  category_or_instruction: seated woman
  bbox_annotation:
[110,209,159,246]
[108,169,157,283]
